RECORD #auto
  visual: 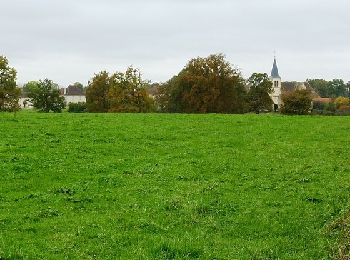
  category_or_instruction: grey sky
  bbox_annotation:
[1,0,349,86]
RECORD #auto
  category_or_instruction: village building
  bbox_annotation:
[60,85,86,104]
[270,57,282,111]
[269,57,321,111]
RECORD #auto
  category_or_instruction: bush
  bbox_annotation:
[334,97,350,109]
[68,102,87,113]
[324,102,336,112]
[281,89,312,115]
[313,101,326,111]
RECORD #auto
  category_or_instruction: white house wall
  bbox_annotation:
[64,95,86,104]
[19,95,86,109]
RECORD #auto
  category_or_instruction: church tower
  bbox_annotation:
[270,57,282,111]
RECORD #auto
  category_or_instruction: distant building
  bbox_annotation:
[270,57,282,111]
[60,86,86,104]
[269,58,322,111]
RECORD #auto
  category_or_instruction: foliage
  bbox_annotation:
[281,89,312,115]
[156,54,247,113]
[27,79,66,113]
[0,56,21,112]
[86,71,111,112]
[307,79,349,98]
[86,68,154,113]
[334,96,350,109]
[312,97,350,116]
[247,73,273,113]
[1,112,350,259]
[68,102,87,113]
[107,67,154,113]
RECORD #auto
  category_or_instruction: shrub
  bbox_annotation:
[68,102,87,113]
[324,102,336,112]
[281,89,312,115]
[312,101,326,111]
[334,97,350,109]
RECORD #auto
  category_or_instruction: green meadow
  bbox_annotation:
[0,112,349,259]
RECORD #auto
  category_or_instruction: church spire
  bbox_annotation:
[271,57,280,78]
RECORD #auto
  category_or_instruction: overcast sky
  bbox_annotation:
[1,0,349,86]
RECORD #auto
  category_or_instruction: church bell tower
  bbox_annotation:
[270,57,282,111]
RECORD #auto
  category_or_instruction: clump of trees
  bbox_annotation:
[5,53,350,116]
[281,89,312,115]
[307,79,350,98]
[156,54,249,113]
[86,67,154,113]
[0,56,20,112]
[26,79,66,112]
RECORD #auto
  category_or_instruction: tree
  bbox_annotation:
[156,54,247,113]
[86,67,154,113]
[281,89,312,115]
[247,73,273,113]
[0,56,21,112]
[307,79,347,98]
[306,79,328,97]
[27,79,66,112]
[86,71,111,112]
[108,67,154,113]
[329,79,347,97]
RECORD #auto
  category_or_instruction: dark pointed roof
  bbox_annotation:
[271,58,280,78]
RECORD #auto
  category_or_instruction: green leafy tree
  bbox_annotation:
[0,56,21,112]
[307,79,347,98]
[108,67,154,113]
[281,89,312,115]
[247,73,273,113]
[86,68,154,113]
[27,79,66,112]
[329,79,347,97]
[306,79,328,97]
[156,54,247,113]
[86,71,111,112]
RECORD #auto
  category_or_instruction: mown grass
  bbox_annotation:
[0,112,349,259]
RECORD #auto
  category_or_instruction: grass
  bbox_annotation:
[0,112,349,259]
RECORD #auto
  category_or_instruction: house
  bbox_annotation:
[60,85,86,104]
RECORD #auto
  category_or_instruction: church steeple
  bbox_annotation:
[271,57,280,78]
[269,56,282,111]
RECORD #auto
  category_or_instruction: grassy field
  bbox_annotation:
[0,112,349,259]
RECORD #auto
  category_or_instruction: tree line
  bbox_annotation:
[82,54,312,114]
[307,79,350,98]
[1,54,349,115]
